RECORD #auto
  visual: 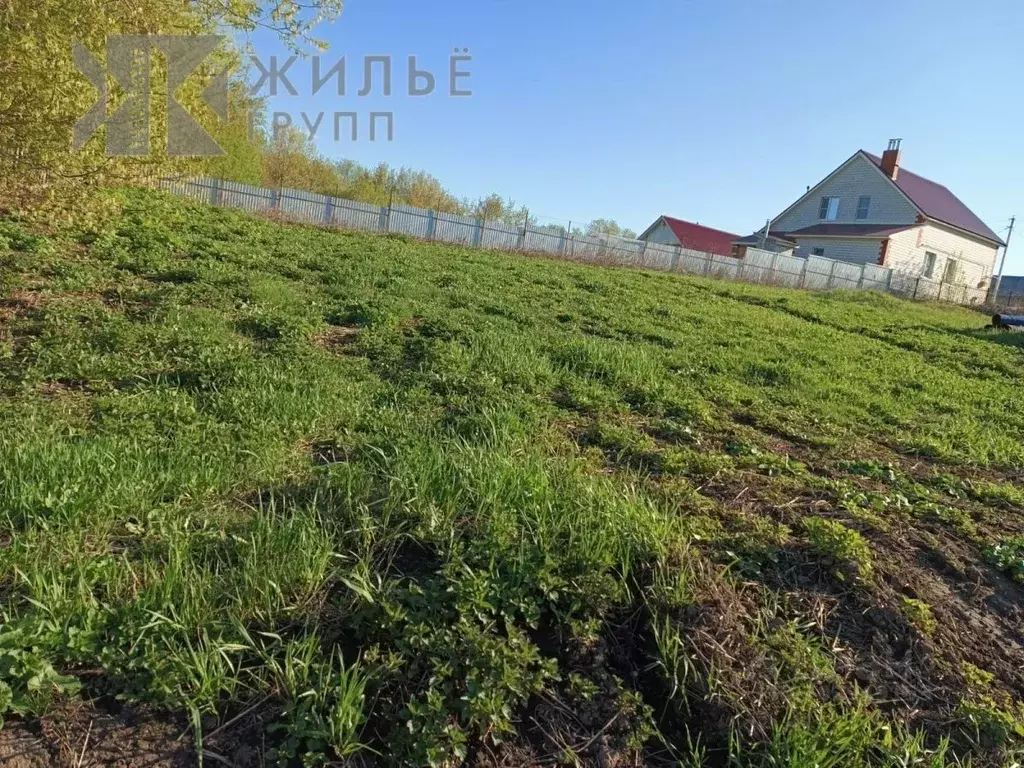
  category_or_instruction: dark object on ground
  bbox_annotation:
[992,313,1024,330]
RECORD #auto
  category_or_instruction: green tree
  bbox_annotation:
[206,85,267,185]
[0,0,345,211]
[586,219,637,239]
[468,195,533,227]
[261,126,343,196]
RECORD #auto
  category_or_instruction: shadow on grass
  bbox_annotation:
[954,327,1024,351]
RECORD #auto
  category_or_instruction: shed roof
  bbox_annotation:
[733,231,798,246]
[785,223,916,238]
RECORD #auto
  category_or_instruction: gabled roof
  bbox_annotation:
[861,151,1004,245]
[640,216,739,256]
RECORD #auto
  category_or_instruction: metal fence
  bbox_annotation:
[991,291,1024,313]
[158,177,989,307]
[740,247,988,306]
[992,277,1024,312]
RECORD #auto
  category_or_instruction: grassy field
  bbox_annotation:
[3,189,1024,767]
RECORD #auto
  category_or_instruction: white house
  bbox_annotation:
[638,215,739,256]
[735,140,1005,291]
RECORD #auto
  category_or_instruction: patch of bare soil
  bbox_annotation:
[470,741,543,767]
[876,523,1024,704]
[619,417,1024,762]
[0,290,46,314]
[314,324,359,352]
[518,624,667,768]
[310,439,351,465]
[0,723,53,768]
[0,291,45,351]
[715,467,1024,759]
[200,699,272,768]
[0,700,194,768]
[35,379,97,397]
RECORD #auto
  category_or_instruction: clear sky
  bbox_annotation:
[246,0,1024,270]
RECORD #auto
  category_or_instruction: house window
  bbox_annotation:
[943,258,959,283]
[856,196,871,220]
[923,251,937,278]
[811,247,825,257]
[818,196,840,221]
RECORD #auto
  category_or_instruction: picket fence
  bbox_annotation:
[159,178,989,307]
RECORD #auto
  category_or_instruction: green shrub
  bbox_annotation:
[803,517,874,582]
[901,597,936,635]
[0,628,82,727]
[985,537,1024,582]
[0,222,50,253]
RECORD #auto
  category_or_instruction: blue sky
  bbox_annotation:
[246,0,1024,270]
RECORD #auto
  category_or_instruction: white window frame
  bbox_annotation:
[943,258,959,284]
[818,196,840,221]
[923,251,937,279]
[856,196,871,220]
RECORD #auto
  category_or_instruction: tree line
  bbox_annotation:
[0,0,635,237]
[226,123,637,235]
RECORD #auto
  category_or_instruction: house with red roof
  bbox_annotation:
[735,140,1004,291]
[638,215,740,257]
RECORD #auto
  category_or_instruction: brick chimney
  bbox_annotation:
[880,138,902,180]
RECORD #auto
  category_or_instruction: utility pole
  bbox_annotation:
[993,216,1015,305]
[758,218,772,251]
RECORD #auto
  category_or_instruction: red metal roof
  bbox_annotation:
[861,151,1004,245]
[657,216,740,256]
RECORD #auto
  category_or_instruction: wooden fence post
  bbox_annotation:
[518,210,530,252]
[827,259,838,290]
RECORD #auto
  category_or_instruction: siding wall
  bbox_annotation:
[773,153,919,231]
[792,238,882,264]
[642,220,680,246]
[885,223,998,288]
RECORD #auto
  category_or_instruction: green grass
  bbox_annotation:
[802,516,875,583]
[2,189,1024,765]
